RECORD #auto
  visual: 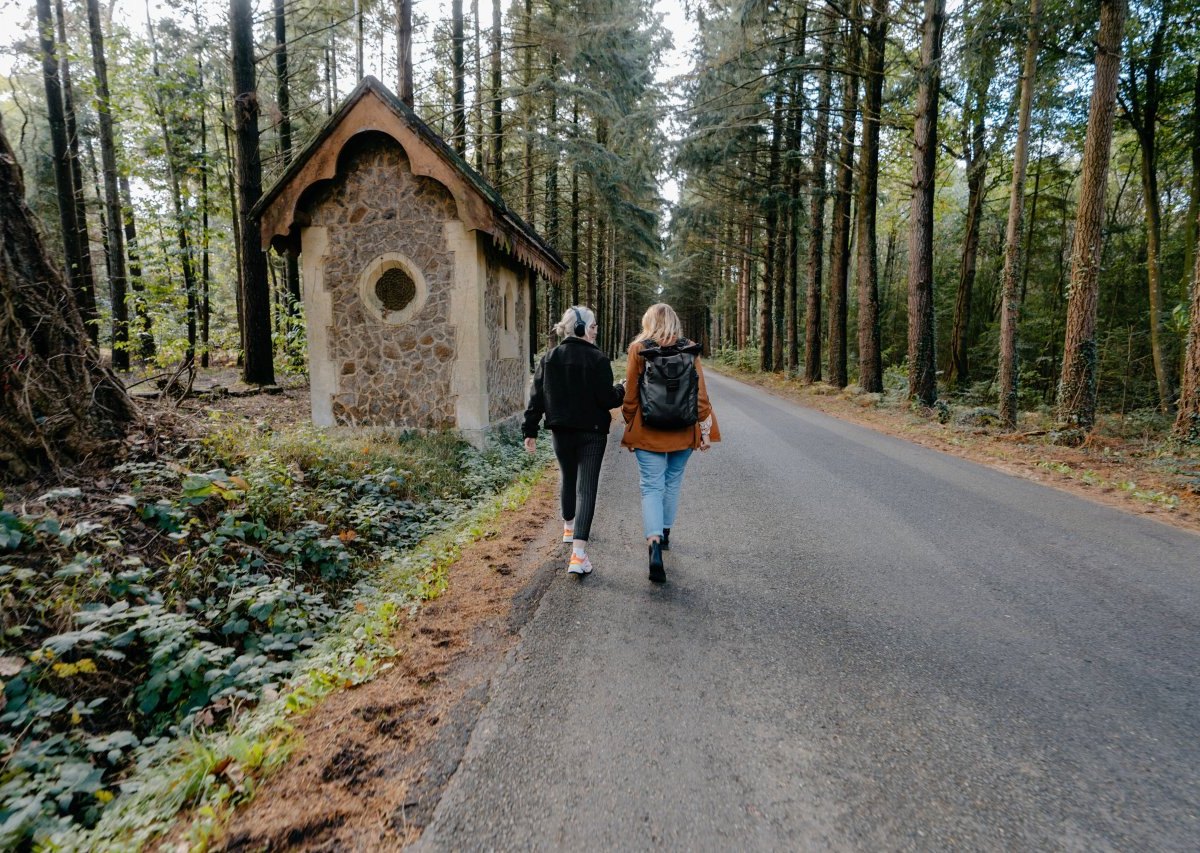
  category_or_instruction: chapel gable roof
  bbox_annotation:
[253,76,565,283]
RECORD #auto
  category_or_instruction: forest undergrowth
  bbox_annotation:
[709,349,1200,531]
[0,390,551,849]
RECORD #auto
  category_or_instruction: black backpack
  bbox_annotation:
[638,339,702,430]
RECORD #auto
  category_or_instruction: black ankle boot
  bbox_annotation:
[661,528,670,551]
[648,540,665,583]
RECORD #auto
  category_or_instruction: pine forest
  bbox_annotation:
[1,0,1199,845]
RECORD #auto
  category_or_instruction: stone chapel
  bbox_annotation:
[254,76,565,444]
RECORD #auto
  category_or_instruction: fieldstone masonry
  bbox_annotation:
[303,134,459,428]
[257,78,564,443]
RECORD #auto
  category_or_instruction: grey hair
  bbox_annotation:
[553,305,595,338]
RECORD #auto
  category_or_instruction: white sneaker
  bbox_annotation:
[567,552,592,575]
[562,524,574,543]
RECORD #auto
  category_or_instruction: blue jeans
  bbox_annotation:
[634,448,693,540]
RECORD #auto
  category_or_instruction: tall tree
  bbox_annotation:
[1175,209,1200,441]
[761,44,786,372]
[489,0,503,180]
[274,0,301,314]
[804,7,834,384]
[1058,0,1127,429]
[452,0,467,154]
[828,4,860,388]
[946,0,1000,389]
[146,7,198,368]
[906,0,947,405]
[231,0,275,385]
[36,0,98,340]
[855,0,887,392]
[85,0,130,371]
[398,0,414,106]
[0,122,137,479]
[1120,2,1173,411]
[997,0,1042,429]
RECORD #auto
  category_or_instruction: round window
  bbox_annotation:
[357,253,428,325]
[376,267,416,311]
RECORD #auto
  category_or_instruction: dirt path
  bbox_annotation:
[212,474,562,851]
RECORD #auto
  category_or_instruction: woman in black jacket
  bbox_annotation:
[523,306,625,576]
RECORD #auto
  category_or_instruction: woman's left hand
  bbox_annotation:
[699,439,711,452]
[524,437,536,454]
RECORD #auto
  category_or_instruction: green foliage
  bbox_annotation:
[0,424,547,847]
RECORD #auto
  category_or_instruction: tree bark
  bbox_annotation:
[452,0,467,154]
[947,12,995,390]
[1122,5,1173,411]
[997,0,1041,429]
[397,0,414,106]
[489,0,503,181]
[274,0,301,320]
[1175,209,1200,440]
[85,0,129,371]
[828,6,860,389]
[1185,62,1200,289]
[54,0,99,344]
[804,6,834,384]
[761,44,786,372]
[472,0,485,171]
[906,0,947,406]
[231,0,275,385]
[146,5,198,369]
[855,0,887,392]
[0,123,137,479]
[36,0,98,341]
[1058,0,1127,430]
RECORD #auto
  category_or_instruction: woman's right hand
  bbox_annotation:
[524,437,536,454]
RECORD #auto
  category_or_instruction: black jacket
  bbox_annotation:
[523,336,625,438]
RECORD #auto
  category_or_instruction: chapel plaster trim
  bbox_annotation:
[301,226,335,427]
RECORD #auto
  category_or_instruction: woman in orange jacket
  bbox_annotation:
[620,303,720,583]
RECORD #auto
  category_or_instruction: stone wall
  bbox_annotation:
[302,132,458,428]
[485,254,529,422]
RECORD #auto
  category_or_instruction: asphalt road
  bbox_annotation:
[417,371,1200,851]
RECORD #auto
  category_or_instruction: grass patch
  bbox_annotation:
[0,417,551,849]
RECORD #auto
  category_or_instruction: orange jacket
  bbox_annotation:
[620,340,721,452]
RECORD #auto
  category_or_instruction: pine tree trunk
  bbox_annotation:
[452,0,466,154]
[785,9,806,373]
[85,0,129,371]
[855,0,887,393]
[998,0,1041,429]
[398,0,414,106]
[1058,0,1127,430]
[1124,8,1173,411]
[0,123,137,479]
[1175,210,1200,440]
[828,7,860,389]
[232,0,275,385]
[761,45,785,372]
[273,0,300,321]
[804,6,833,384]
[906,0,947,406]
[1185,62,1199,288]
[472,0,484,171]
[948,61,989,389]
[522,0,534,226]
[147,6,198,368]
[37,0,98,342]
[489,0,503,181]
[54,0,99,344]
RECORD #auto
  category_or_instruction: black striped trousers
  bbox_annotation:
[550,428,609,541]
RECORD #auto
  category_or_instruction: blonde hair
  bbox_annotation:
[633,303,682,347]
[552,305,596,338]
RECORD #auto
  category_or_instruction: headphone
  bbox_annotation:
[573,307,587,338]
